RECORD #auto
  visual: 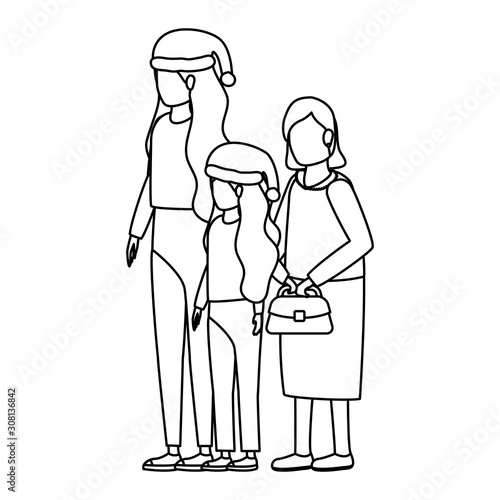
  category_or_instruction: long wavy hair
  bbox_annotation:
[146,67,229,222]
[235,184,279,303]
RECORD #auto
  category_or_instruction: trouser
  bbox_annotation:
[150,208,212,447]
[208,300,262,452]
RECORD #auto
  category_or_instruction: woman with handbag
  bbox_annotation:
[192,142,280,471]
[270,97,374,472]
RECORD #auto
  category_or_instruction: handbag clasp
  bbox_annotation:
[293,310,306,322]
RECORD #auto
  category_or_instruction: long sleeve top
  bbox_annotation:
[195,215,263,313]
[129,112,195,238]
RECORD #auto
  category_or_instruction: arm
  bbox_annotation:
[272,176,296,287]
[192,267,208,331]
[252,302,264,336]
[273,259,290,285]
[307,180,373,287]
[126,175,154,266]
[130,175,154,239]
[194,267,208,310]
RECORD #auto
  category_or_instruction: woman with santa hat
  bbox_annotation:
[126,29,236,471]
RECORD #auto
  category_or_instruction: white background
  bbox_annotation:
[2,0,500,499]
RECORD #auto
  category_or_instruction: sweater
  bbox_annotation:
[130,112,195,238]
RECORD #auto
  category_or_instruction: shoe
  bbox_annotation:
[311,453,354,471]
[142,452,180,472]
[271,453,312,472]
[201,456,231,471]
[227,457,258,472]
[175,452,213,471]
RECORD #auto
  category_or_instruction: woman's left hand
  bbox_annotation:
[252,313,263,336]
[297,277,315,296]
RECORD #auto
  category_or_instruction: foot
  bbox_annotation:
[271,453,312,472]
[142,452,180,472]
[312,453,354,471]
[175,452,213,471]
[201,456,232,471]
[227,456,258,472]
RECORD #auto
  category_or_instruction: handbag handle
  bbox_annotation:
[277,284,296,297]
[304,285,322,297]
[277,284,323,297]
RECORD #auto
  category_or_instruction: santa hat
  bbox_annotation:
[206,142,280,201]
[150,28,236,87]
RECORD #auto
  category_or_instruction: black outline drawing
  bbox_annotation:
[125,29,373,474]
[192,142,280,472]
[266,284,333,335]
[269,97,374,472]
[126,28,236,472]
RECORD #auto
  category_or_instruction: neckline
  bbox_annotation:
[218,211,240,225]
[169,103,192,124]
[296,170,338,190]
[222,216,239,225]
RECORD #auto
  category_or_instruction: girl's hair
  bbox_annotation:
[282,96,346,170]
[235,184,279,303]
[146,67,229,222]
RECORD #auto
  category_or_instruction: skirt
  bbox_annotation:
[279,277,365,400]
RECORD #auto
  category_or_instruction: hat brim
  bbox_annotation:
[206,165,262,185]
[150,55,214,72]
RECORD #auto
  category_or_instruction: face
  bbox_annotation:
[155,71,190,106]
[289,114,332,166]
[212,180,238,211]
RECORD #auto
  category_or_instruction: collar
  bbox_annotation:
[296,170,338,190]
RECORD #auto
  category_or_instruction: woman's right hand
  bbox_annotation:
[283,276,297,294]
[126,235,140,267]
[192,307,203,331]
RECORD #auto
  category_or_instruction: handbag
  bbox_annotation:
[266,285,333,335]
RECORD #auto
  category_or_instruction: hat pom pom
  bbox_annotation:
[266,188,279,201]
[221,72,236,87]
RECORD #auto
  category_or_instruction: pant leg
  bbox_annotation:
[152,209,213,447]
[208,315,236,451]
[211,301,261,452]
[167,211,212,447]
[179,245,212,448]
[151,250,186,446]
[234,325,262,452]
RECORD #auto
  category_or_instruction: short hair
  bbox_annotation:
[283,96,346,169]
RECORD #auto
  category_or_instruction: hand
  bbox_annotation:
[192,307,203,331]
[283,276,297,294]
[297,277,315,296]
[252,313,263,336]
[126,235,140,267]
